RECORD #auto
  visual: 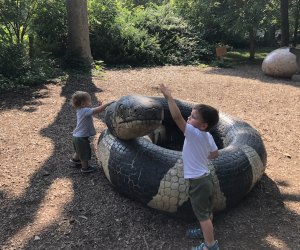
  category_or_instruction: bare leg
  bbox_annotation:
[73,152,79,161]
[200,218,215,248]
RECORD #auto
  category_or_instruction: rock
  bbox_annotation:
[289,47,300,68]
[34,236,41,241]
[284,153,292,159]
[262,47,298,78]
[291,74,300,82]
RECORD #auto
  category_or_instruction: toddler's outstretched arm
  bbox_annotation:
[92,101,115,115]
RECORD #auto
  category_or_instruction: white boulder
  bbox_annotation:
[262,47,298,78]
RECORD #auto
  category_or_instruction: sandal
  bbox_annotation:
[81,165,97,173]
[186,228,203,239]
[192,241,219,250]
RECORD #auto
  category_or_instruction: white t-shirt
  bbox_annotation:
[182,123,218,179]
[73,107,96,137]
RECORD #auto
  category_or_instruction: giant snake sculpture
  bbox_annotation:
[97,95,267,220]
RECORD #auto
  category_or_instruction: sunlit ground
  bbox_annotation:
[4,178,74,249]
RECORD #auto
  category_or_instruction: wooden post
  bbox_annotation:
[216,46,227,63]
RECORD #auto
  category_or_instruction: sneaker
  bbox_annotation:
[70,158,81,165]
[192,241,219,250]
[186,228,203,239]
[81,165,97,173]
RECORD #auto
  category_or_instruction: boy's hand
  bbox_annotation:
[208,150,219,160]
[159,84,172,99]
[107,100,116,106]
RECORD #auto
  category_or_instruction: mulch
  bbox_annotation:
[0,65,300,250]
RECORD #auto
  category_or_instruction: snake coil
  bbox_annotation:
[97,95,267,219]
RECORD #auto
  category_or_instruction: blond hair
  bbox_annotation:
[71,91,91,108]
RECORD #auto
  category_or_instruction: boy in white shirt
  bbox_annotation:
[159,84,219,250]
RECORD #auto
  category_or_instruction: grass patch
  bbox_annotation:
[223,47,275,66]
[200,47,276,68]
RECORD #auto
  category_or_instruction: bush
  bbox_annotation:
[140,4,214,64]
[16,57,62,85]
[0,44,28,78]
[89,3,213,65]
[0,44,62,91]
[31,0,68,57]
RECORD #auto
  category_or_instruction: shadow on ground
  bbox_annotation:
[0,72,299,249]
[205,64,300,89]
[214,174,300,249]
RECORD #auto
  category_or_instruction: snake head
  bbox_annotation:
[104,95,163,140]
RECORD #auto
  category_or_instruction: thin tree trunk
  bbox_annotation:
[293,0,300,46]
[66,0,93,64]
[249,28,255,61]
[281,0,289,46]
[264,26,277,47]
[29,34,34,58]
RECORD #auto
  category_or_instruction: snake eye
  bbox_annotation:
[118,104,125,112]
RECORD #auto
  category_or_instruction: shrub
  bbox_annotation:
[31,0,68,57]
[0,44,28,78]
[0,43,62,91]
[89,3,213,65]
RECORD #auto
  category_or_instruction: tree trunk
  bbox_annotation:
[280,0,289,46]
[249,28,255,61]
[293,0,300,47]
[65,0,93,64]
[29,34,34,58]
[265,26,277,47]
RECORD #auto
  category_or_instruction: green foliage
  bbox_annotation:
[133,4,212,64]
[172,0,280,50]
[0,75,29,91]
[89,2,213,65]
[0,0,39,45]
[31,0,68,57]
[0,0,65,91]
[225,48,273,64]
[88,0,125,64]
[16,57,61,85]
[0,0,285,92]
[0,44,27,78]
[0,43,62,91]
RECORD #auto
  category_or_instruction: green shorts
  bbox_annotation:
[72,136,91,161]
[188,173,214,221]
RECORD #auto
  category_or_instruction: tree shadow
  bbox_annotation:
[0,70,299,249]
[0,72,106,249]
[0,84,51,113]
[204,64,300,89]
[211,174,300,249]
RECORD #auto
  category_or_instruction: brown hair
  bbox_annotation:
[71,91,91,108]
[193,104,219,131]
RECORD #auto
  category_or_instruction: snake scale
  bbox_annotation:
[97,95,267,219]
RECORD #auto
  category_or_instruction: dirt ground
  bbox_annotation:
[0,65,300,250]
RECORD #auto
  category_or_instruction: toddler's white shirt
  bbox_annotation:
[182,124,218,179]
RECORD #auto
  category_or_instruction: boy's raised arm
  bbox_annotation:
[159,84,186,133]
